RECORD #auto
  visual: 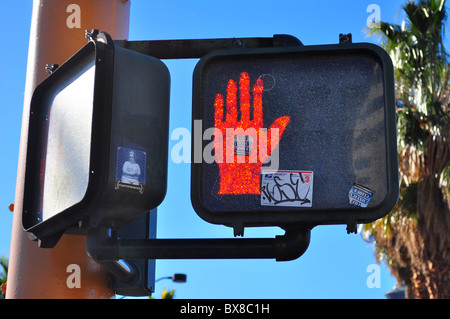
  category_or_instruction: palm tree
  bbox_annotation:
[363,0,450,298]
[149,288,175,299]
[0,257,8,299]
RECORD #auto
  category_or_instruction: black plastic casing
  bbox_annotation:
[23,33,170,247]
[191,42,399,234]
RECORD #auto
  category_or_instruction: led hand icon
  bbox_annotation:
[214,72,290,195]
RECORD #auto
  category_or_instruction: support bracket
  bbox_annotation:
[86,226,311,288]
[113,34,303,59]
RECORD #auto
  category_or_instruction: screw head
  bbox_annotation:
[233,39,242,48]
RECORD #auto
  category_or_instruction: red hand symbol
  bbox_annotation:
[214,72,290,195]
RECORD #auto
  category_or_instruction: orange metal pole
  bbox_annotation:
[7,0,130,299]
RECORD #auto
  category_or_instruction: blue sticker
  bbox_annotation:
[115,147,146,194]
[349,184,373,208]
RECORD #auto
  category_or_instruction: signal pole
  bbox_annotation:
[7,0,130,298]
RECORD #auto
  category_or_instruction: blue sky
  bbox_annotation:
[0,0,425,299]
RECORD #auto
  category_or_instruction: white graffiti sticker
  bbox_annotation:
[261,170,313,207]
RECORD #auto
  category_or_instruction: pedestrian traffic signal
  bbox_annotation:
[23,32,170,247]
[191,41,399,235]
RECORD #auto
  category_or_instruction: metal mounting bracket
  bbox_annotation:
[86,225,311,289]
[112,34,303,59]
[339,33,352,44]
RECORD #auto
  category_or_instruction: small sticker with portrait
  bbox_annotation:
[115,147,146,194]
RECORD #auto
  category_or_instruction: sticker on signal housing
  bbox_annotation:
[348,184,373,208]
[115,147,146,194]
[261,170,313,207]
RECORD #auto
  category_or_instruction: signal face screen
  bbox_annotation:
[197,51,388,213]
[42,60,96,220]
